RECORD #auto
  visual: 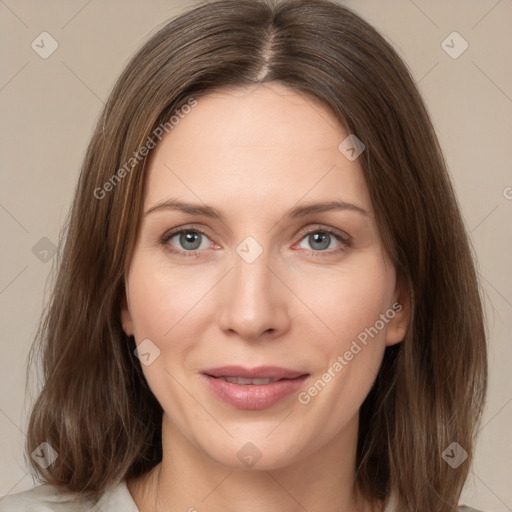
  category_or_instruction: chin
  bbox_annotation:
[196,432,306,471]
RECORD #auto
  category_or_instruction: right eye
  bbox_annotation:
[161,228,214,256]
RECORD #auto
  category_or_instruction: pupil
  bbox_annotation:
[311,233,329,250]
[182,232,200,250]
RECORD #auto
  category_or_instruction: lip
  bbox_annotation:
[203,365,306,380]
[202,365,309,410]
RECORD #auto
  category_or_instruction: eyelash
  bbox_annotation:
[160,225,352,258]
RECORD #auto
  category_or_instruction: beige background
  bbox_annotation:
[0,0,511,510]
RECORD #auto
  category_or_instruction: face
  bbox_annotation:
[121,83,409,470]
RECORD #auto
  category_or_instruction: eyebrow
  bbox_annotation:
[145,198,368,219]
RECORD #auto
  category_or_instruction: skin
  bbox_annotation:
[121,83,410,512]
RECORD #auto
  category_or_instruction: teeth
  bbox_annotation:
[219,377,275,385]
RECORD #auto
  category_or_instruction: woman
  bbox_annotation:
[0,0,487,510]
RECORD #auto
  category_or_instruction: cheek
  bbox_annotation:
[125,253,209,412]
[292,255,394,420]
[292,253,395,351]
[126,252,216,342]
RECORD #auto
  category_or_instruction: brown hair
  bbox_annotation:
[25,0,487,510]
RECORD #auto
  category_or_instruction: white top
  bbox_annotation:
[0,480,138,512]
[0,480,483,511]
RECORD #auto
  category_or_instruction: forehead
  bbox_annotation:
[143,84,372,217]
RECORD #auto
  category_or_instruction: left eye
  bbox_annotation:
[297,230,346,252]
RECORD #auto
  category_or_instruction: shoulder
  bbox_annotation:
[0,483,92,512]
[0,480,138,512]
[384,493,488,512]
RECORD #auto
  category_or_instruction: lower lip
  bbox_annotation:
[203,374,309,410]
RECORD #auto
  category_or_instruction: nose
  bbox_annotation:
[216,247,291,342]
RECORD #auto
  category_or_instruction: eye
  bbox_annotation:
[295,227,351,254]
[161,228,213,255]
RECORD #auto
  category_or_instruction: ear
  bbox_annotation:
[120,292,134,337]
[385,276,411,347]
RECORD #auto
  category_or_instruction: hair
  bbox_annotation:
[25,0,487,510]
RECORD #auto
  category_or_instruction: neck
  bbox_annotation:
[128,413,380,512]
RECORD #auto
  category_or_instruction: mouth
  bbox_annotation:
[201,366,310,410]
[214,376,284,385]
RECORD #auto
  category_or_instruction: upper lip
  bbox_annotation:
[202,365,308,380]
